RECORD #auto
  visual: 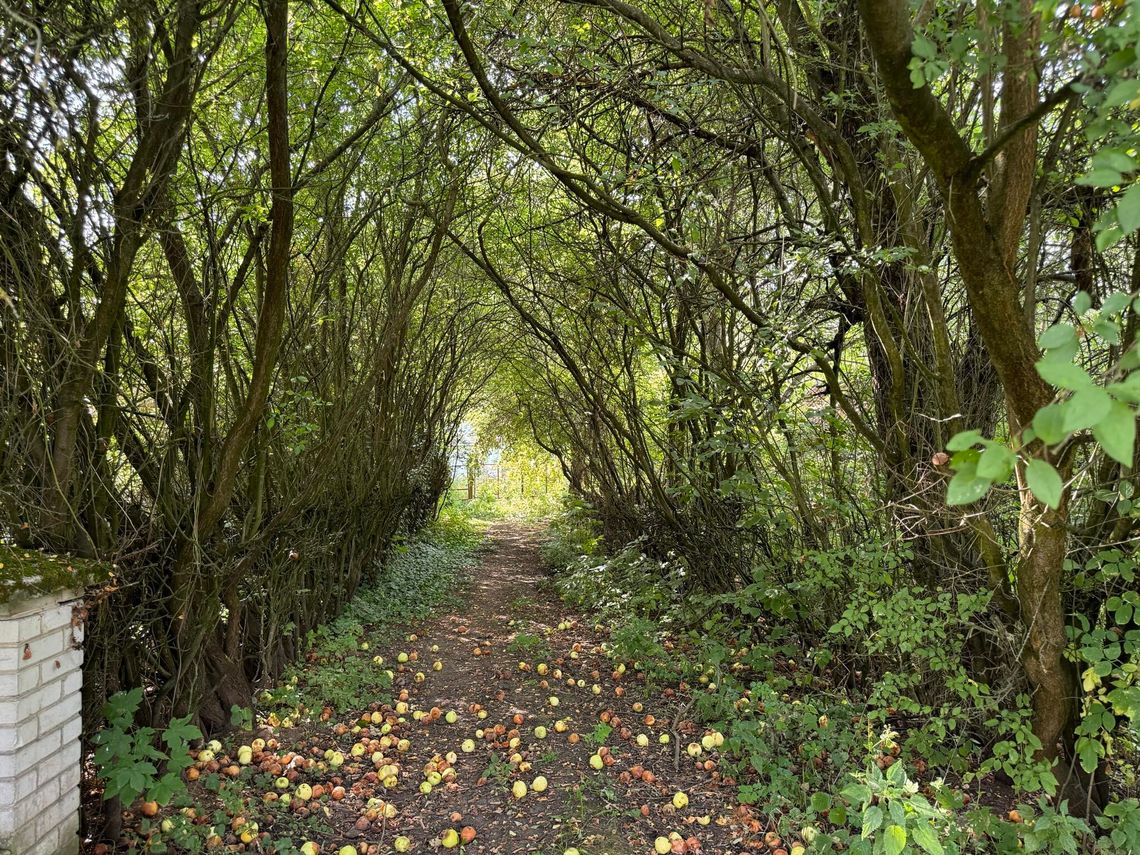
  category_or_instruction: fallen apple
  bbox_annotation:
[441,829,459,848]
[672,791,689,809]
[532,775,548,793]
[512,780,528,799]
[393,838,411,853]
[300,843,319,855]
[534,726,547,739]
[654,837,671,854]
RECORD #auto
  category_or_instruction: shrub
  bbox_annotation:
[93,688,201,807]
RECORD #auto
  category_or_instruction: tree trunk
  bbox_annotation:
[857,0,1080,779]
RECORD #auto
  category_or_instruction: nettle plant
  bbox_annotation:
[834,741,963,855]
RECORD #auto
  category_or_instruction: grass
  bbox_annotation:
[263,515,483,720]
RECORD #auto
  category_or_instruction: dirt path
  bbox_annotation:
[134,524,771,855]
[340,522,759,854]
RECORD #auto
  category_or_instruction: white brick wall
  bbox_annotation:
[0,591,83,855]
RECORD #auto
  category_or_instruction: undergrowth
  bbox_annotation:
[261,511,482,721]
[542,499,1140,854]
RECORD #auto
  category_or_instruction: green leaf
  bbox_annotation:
[1062,387,1113,433]
[976,443,1014,481]
[1032,403,1068,445]
[1026,458,1064,510]
[912,34,937,59]
[1075,735,1103,774]
[1102,47,1136,75]
[1100,291,1133,317]
[842,782,872,805]
[1035,359,1093,390]
[911,821,944,855]
[1103,78,1140,107]
[163,715,202,748]
[946,429,983,451]
[1093,150,1137,173]
[1096,223,1125,253]
[862,804,884,839]
[1040,336,1080,368]
[947,463,992,506]
[1094,318,1122,345]
[883,824,907,855]
[1037,323,1076,350]
[1079,169,1124,188]
[1073,291,1093,316]
[811,791,832,813]
[1092,401,1137,465]
[1107,373,1140,404]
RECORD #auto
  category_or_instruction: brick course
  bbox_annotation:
[0,591,82,855]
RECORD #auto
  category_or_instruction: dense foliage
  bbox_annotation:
[3,0,1140,847]
[0,0,501,733]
